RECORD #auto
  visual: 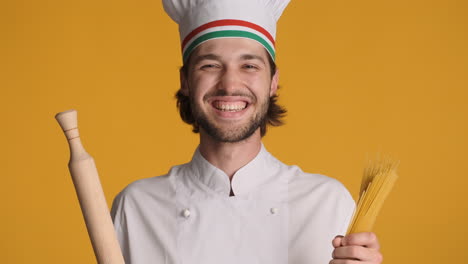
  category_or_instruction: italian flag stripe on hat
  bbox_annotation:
[163,0,291,62]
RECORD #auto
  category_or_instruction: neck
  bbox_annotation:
[198,130,262,180]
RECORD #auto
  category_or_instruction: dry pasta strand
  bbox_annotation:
[346,158,399,234]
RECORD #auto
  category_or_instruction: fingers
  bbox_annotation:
[341,232,380,250]
[332,236,344,248]
[329,260,361,264]
[332,245,382,262]
[331,232,383,263]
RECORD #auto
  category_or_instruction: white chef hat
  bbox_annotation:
[163,0,290,62]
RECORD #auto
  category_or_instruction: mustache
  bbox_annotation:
[203,90,256,102]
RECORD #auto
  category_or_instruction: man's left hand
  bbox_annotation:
[330,232,383,264]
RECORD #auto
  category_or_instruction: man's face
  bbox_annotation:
[181,38,279,143]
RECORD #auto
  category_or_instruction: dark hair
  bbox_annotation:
[176,52,287,137]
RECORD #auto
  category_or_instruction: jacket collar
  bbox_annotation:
[188,143,287,202]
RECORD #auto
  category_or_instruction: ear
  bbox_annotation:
[270,68,279,96]
[180,67,189,96]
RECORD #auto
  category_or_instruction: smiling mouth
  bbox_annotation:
[212,101,248,112]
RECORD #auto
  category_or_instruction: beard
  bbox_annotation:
[190,90,270,143]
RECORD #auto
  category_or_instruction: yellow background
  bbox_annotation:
[1,0,467,263]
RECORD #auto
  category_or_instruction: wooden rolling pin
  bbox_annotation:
[55,109,125,264]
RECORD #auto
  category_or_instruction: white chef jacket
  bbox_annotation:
[111,144,355,264]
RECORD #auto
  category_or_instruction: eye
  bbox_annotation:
[200,64,220,70]
[242,64,259,70]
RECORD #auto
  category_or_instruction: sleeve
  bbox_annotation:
[110,192,130,263]
[338,188,357,235]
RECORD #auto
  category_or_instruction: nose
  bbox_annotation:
[217,67,242,93]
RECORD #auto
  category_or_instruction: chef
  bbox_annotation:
[111,0,383,263]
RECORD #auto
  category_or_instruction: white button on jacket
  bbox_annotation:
[111,144,355,264]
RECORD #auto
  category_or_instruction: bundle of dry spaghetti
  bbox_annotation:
[346,158,399,234]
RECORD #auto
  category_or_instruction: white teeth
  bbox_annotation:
[214,102,247,112]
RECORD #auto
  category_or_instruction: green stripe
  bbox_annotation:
[183,30,275,62]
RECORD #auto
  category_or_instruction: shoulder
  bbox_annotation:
[276,160,354,209]
[117,174,171,198]
[267,154,350,196]
[265,153,353,202]
[111,163,188,211]
[290,168,352,199]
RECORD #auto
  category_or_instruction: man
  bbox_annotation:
[111,0,383,263]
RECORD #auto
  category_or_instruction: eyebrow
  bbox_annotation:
[191,53,266,66]
[191,54,221,66]
[240,54,266,65]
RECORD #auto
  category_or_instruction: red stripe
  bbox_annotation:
[181,19,275,50]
